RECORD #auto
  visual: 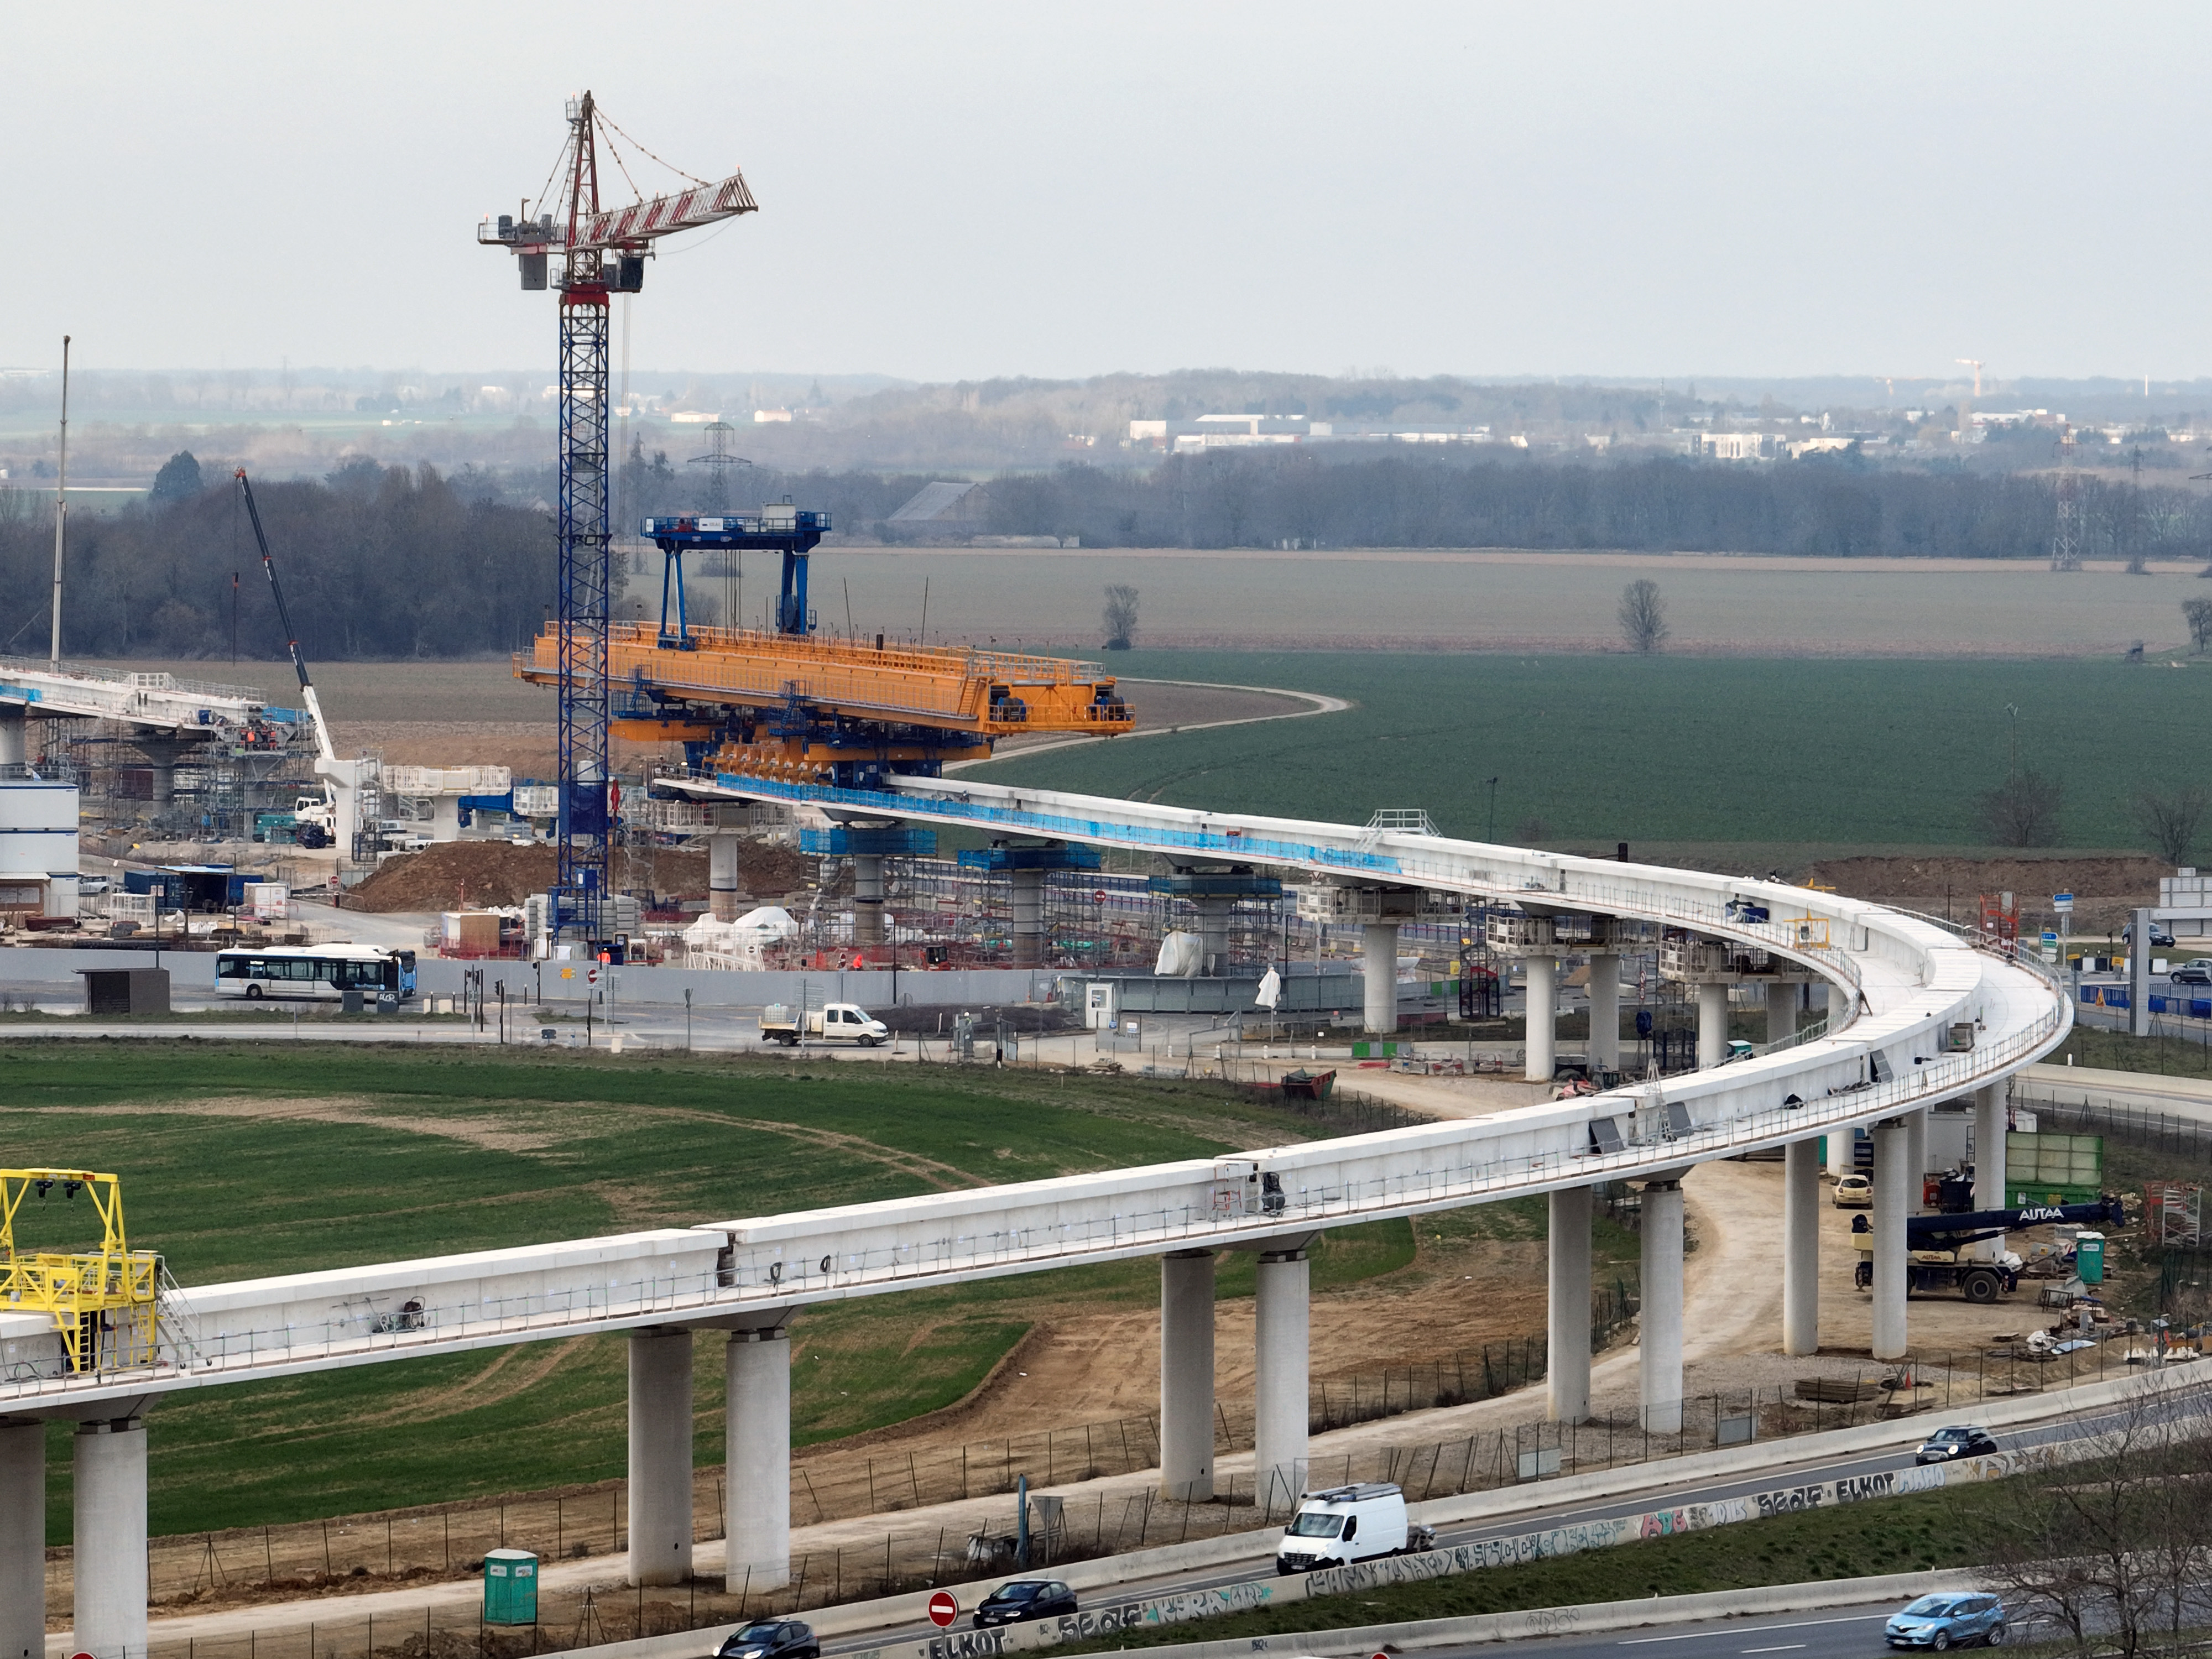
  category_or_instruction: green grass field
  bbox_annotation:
[0,1044,1428,1539]
[980,650,2212,855]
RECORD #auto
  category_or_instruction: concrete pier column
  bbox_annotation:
[853,854,885,947]
[0,1420,42,1659]
[1825,980,1852,1036]
[1253,1250,1310,1511]
[1159,1251,1217,1501]
[708,833,744,922]
[1547,1187,1593,1423]
[1638,1182,1685,1434]
[1828,1126,1854,1180]
[1587,953,1620,1073]
[1194,898,1235,975]
[1783,1140,1822,1357]
[627,1328,694,1587]
[1523,954,1556,1081]
[0,708,24,771]
[1362,922,1400,1035]
[134,737,187,806]
[725,1328,791,1593]
[1011,868,1045,968]
[1905,1109,1929,1213]
[1766,981,1798,1047]
[1974,1082,2010,1259]
[1695,981,1730,1068]
[1871,1119,1911,1360]
[74,1416,147,1659]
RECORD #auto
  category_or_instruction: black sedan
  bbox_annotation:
[714,1621,819,1659]
[1914,1425,1998,1464]
[974,1579,1078,1627]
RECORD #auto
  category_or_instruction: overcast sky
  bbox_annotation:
[5,4,2208,385]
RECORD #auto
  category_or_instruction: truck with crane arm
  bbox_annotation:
[1851,1194,2128,1303]
[234,470,373,854]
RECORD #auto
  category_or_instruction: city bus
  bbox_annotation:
[213,946,418,1002]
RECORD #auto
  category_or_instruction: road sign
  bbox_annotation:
[1093,890,1108,904]
[2042,931,2059,946]
[2054,892,2075,913]
[587,967,601,985]
[927,1592,959,1628]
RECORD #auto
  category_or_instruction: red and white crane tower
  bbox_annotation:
[478,92,757,944]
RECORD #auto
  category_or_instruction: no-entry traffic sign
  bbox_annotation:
[927,1591,959,1628]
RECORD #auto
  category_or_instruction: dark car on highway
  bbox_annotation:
[1914,1425,1998,1463]
[2172,966,2212,985]
[974,1580,1078,1627]
[715,1621,819,1659]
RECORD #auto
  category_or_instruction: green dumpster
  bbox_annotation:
[484,1548,539,1623]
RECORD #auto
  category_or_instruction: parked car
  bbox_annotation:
[2172,966,2212,985]
[2122,921,2178,948]
[1833,1172,1873,1208]
[77,875,111,896]
[714,1622,818,1659]
[973,1580,1077,1627]
[1885,1592,2006,1648]
[1914,1425,1999,1463]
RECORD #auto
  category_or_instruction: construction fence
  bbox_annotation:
[122,1340,2153,1659]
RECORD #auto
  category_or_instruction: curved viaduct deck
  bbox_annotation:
[12,778,2070,1658]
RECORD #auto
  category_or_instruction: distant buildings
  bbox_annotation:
[1126,416,1493,452]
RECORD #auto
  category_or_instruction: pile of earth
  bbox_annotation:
[346,839,811,914]
[1803,852,2170,932]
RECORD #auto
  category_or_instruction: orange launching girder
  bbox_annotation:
[514,621,1132,776]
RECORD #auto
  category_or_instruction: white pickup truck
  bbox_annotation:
[759,1001,890,1047]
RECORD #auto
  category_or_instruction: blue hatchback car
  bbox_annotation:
[1885,1592,2007,1649]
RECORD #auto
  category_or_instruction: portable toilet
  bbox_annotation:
[2075,1232,2106,1285]
[483,1548,539,1623]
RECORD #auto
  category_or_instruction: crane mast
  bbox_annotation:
[478,93,757,947]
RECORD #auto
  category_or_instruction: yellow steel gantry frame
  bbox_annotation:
[0,1168,161,1374]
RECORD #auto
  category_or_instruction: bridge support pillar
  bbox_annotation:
[1253,1250,1310,1512]
[1695,982,1729,1068]
[0,1420,41,1659]
[1905,1109,1929,1213]
[1522,954,1556,1081]
[1871,1118,1911,1360]
[1783,1140,1821,1357]
[1587,953,1620,1074]
[74,1415,147,1659]
[1160,1250,1216,1501]
[133,735,189,806]
[708,833,744,922]
[1974,1082,2009,1259]
[853,855,885,948]
[1766,982,1797,1048]
[726,1328,791,1592]
[1828,1125,1854,1180]
[0,708,23,771]
[1194,898,1235,975]
[1011,868,1045,968]
[1547,1186,1592,1423]
[1361,923,1399,1034]
[627,1328,693,1587]
[1638,1180,1684,1433]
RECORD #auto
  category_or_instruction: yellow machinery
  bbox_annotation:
[515,620,1134,784]
[0,1168,161,1373]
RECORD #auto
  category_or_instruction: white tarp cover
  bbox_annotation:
[1155,930,1203,978]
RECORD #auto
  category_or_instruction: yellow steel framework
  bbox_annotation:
[515,622,1134,774]
[0,1168,161,1373]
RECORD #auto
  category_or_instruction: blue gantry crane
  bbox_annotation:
[478,92,758,944]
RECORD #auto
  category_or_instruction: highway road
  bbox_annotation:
[1437,1601,1905,1659]
[816,1383,2188,1655]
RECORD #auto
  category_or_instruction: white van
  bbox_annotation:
[1275,1483,1431,1574]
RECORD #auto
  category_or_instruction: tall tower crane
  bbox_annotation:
[478,92,757,944]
